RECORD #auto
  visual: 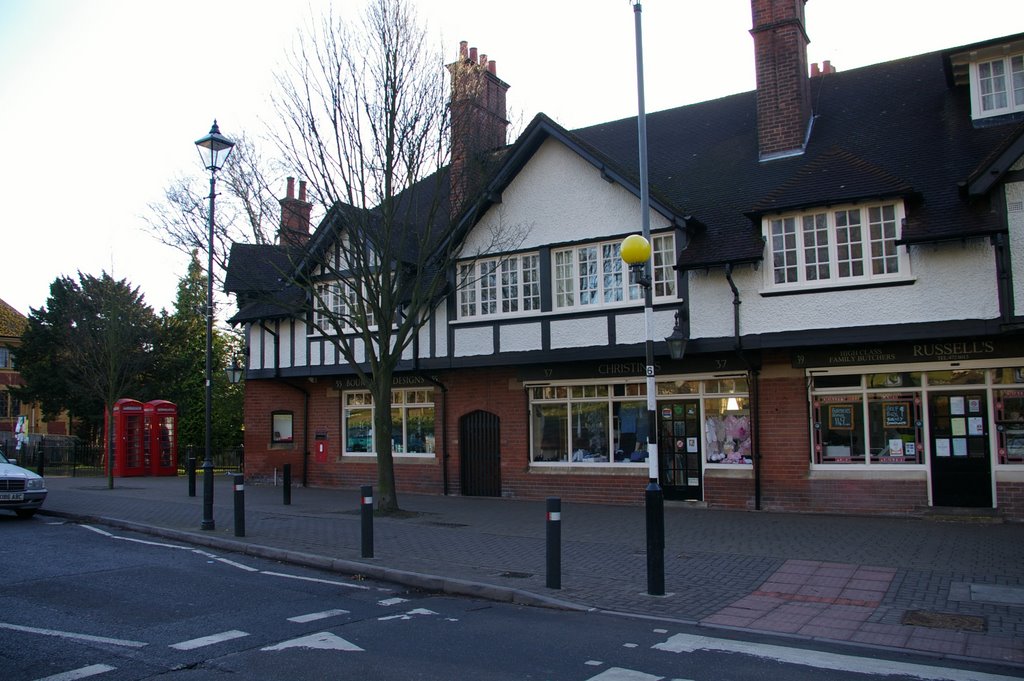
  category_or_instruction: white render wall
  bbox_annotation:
[463,138,670,254]
[688,239,999,340]
[1008,174,1024,317]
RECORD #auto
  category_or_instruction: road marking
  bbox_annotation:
[260,570,370,590]
[0,622,146,648]
[170,630,249,650]
[654,633,1021,681]
[287,609,350,623]
[378,608,437,621]
[378,597,408,606]
[32,664,117,681]
[584,669,664,681]
[79,525,113,537]
[262,632,363,652]
[215,557,259,571]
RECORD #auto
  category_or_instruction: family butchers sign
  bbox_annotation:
[792,340,1008,369]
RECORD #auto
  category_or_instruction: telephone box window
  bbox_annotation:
[272,411,294,443]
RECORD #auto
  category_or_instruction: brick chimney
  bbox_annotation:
[278,177,312,247]
[447,41,510,216]
[750,0,812,160]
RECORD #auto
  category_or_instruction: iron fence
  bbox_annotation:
[0,438,243,478]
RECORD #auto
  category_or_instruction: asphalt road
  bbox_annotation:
[1,515,1020,681]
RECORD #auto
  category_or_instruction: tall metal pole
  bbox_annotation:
[201,170,216,531]
[634,1,665,596]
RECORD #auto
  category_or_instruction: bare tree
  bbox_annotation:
[267,0,525,512]
[144,134,285,291]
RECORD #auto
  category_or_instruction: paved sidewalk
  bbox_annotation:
[37,475,1024,669]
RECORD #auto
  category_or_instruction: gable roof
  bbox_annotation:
[562,36,1024,267]
[0,297,27,339]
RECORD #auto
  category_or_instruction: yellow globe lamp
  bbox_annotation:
[620,234,651,266]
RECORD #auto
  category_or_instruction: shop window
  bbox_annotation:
[342,389,434,456]
[926,369,987,385]
[704,397,752,464]
[271,411,294,444]
[532,403,568,462]
[867,394,923,463]
[814,396,865,463]
[996,389,1024,464]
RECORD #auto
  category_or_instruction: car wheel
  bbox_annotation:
[15,509,36,519]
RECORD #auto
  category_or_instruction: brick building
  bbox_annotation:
[226,1,1024,518]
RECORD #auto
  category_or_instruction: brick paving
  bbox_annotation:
[36,475,1024,669]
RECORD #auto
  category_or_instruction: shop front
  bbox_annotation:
[796,338,1024,511]
[519,354,755,504]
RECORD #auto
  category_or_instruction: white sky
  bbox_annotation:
[1,0,1022,317]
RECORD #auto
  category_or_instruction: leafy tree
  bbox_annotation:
[15,273,157,487]
[150,254,244,456]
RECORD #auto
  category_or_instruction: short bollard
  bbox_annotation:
[283,463,292,505]
[360,485,374,559]
[232,473,245,537]
[187,457,197,497]
[546,497,561,589]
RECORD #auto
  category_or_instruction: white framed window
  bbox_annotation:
[553,234,675,310]
[973,53,1024,119]
[765,202,908,290]
[312,281,375,333]
[342,389,435,457]
[459,254,541,318]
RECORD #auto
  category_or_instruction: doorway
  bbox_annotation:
[928,391,992,507]
[658,400,702,501]
[460,410,501,497]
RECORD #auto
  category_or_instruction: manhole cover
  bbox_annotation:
[900,610,986,632]
[499,571,534,579]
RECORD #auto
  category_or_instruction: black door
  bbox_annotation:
[929,392,992,507]
[460,410,501,497]
[658,400,702,501]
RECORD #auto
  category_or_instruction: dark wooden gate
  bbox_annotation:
[460,410,501,497]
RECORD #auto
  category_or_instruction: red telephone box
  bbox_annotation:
[145,400,178,476]
[108,398,146,477]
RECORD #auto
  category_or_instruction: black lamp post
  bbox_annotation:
[195,120,234,531]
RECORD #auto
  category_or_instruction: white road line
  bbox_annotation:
[79,525,113,537]
[32,664,116,681]
[262,632,363,652]
[0,622,147,648]
[378,597,408,607]
[112,536,192,550]
[584,668,664,681]
[288,609,350,623]
[169,630,249,650]
[377,608,438,621]
[654,633,1021,681]
[260,570,370,590]
[215,557,259,571]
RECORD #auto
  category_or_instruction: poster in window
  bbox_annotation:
[950,396,965,416]
[968,417,984,436]
[828,405,854,431]
[936,439,951,457]
[883,402,910,428]
[968,398,981,414]
[951,418,966,437]
[953,438,968,456]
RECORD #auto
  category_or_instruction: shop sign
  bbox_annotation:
[793,339,1011,368]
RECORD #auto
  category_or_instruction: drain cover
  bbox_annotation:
[499,571,534,579]
[901,610,986,632]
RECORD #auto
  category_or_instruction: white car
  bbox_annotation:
[0,446,47,518]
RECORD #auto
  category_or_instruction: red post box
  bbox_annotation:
[145,400,178,476]
[107,398,146,477]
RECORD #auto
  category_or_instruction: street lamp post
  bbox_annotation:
[195,120,235,531]
[620,2,665,597]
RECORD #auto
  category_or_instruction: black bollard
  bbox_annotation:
[546,497,561,589]
[187,456,196,497]
[645,481,665,596]
[37,438,45,477]
[360,485,374,558]
[283,463,292,505]
[232,473,245,537]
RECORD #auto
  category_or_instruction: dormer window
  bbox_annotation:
[976,53,1024,117]
[763,201,910,292]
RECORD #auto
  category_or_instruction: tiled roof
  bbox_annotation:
[0,297,27,339]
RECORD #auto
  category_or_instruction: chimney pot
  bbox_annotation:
[488,59,496,75]
[469,46,478,62]
[823,59,833,73]
[298,180,307,202]
[286,176,295,199]
[811,62,821,77]
[459,40,468,59]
